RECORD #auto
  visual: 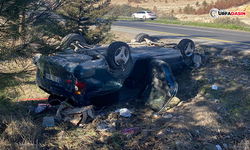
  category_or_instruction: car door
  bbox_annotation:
[136,11,142,18]
[141,11,146,19]
[142,59,178,112]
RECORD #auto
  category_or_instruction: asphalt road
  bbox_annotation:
[112,20,250,52]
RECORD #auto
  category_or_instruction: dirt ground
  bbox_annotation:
[0,31,250,150]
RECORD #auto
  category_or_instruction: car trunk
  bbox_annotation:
[36,51,92,92]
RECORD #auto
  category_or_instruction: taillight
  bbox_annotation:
[65,79,72,84]
[148,14,152,16]
[75,81,86,95]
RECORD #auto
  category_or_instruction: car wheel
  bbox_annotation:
[105,41,132,70]
[133,15,136,19]
[177,39,195,66]
[60,33,86,50]
[151,18,155,20]
[143,16,146,20]
[135,33,150,43]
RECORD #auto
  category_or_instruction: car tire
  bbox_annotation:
[104,41,132,70]
[60,33,86,50]
[143,16,146,20]
[151,18,155,20]
[135,33,150,43]
[132,15,136,19]
[177,39,195,66]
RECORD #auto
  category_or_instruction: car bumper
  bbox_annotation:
[147,16,157,19]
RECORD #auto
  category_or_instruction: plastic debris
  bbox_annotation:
[34,104,51,113]
[162,114,173,119]
[43,117,54,127]
[121,127,139,134]
[215,99,220,103]
[212,85,218,90]
[115,108,131,117]
[193,55,202,68]
[216,145,222,150]
[96,122,116,132]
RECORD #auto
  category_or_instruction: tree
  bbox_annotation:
[0,0,115,58]
[57,0,116,44]
[195,1,199,6]
[202,0,208,7]
[0,0,65,57]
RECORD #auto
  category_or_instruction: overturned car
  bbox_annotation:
[34,33,196,112]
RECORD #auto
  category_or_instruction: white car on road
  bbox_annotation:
[132,11,157,20]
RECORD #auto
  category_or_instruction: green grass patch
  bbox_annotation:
[117,17,250,32]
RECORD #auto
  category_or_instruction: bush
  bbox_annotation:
[186,0,249,14]
[183,4,196,14]
[213,18,246,26]
[160,13,178,20]
[202,0,208,7]
[195,1,200,6]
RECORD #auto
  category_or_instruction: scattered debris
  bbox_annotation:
[162,114,173,119]
[214,99,220,103]
[108,112,120,120]
[42,117,54,127]
[195,130,200,134]
[96,122,116,132]
[32,103,51,113]
[193,54,202,68]
[216,145,222,150]
[121,127,139,134]
[177,101,183,107]
[115,108,131,117]
[212,85,218,90]
[55,105,95,125]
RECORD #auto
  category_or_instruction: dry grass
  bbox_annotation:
[0,32,250,149]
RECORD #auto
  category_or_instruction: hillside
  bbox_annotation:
[110,0,250,25]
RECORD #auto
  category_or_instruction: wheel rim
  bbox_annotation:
[143,16,146,20]
[184,42,194,57]
[114,46,130,65]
